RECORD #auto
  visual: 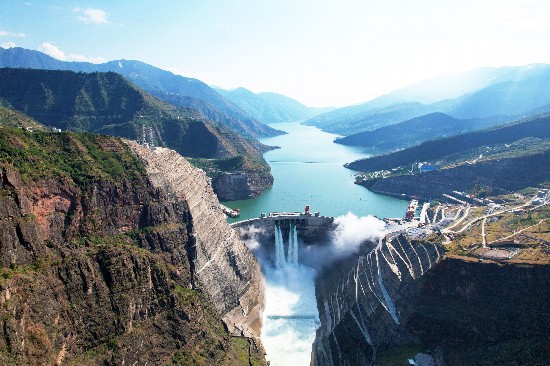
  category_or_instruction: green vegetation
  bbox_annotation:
[174,285,199,307]
[347,112,550,173]
[0,127,146,189]
[0,68,272,191]
[0,106,47,131]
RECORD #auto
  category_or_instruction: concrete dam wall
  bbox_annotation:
[232,212,335,243]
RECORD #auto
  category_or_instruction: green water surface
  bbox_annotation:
[223,122,407,222]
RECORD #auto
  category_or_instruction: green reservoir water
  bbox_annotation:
[224,122,407,221]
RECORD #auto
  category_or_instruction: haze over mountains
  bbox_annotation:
[216,87,331,124]
[334,112,510,152]
[305,63,550,136]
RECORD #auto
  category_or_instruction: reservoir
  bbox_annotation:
[224,121,407,221]
[226,121,407,366]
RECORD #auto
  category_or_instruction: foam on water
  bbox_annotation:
[261,264,319,365]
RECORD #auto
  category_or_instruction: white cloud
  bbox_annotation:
[0,31,25,37]
[38,42,106,64]
[1,42,16,49]
[74,7,109,24]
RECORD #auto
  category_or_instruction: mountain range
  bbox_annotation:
[0,67,272,200]
[215,87,330,124]
[0,47,284,138]
[346,112,550,173]
[304,63,550,136]
[334,112,510,152]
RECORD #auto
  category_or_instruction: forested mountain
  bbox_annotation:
[0,68,273,199]
[0,105,47,131]
[0,47,282,138]
[346,113,550,173]
[305,64,550,136]
[335,112,509,152]
[216,87,329,123]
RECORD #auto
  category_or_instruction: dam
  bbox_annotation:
[231,209,335,241]
[232,207,444,366]
[231,207,334,365]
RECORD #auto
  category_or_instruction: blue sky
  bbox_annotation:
[2,0,550,107]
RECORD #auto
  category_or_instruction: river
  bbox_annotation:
[224,121,407,221]
[223,121,407,366]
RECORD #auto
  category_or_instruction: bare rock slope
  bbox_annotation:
[128,141,264,338]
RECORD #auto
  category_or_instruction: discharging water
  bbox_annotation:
[228,122,408,365]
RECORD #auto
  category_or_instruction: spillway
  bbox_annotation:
[234,212,334,365]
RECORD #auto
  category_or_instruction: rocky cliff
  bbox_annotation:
[312,234,442,365]
[312,232,550,365]
[406,258,550,365]
[0,128,266,365]
[127,141,264,338]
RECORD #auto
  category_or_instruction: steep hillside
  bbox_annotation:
[0,68,273,200]
[335,112,508,151]
[216,87,326,123]
[360,151,550,201]
[0,105,47,131]
[305,64,550,135]
[0,127,266,365]
[0,47,282,138]
[303,101,433,135]
[347,113,550,173]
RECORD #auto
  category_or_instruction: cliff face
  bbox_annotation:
[312,235,442,365]
[127,141,264,338]
[407,258,550,365]
[312,232,550,365]
[0,129,266,365]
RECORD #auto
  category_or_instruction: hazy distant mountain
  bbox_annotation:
[306,64,550,135]
[0,68,272,193]
[216,87,330,123]
[335,112,510,152]
[304,102,435,135]
[0,47,282,138]
[367,64,550,107]
[441,70,550,119]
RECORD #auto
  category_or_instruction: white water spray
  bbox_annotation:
[262,222,319,366]
[275,224,287,269]
[287,223,299,265]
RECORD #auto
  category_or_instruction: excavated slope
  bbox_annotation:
[127,141,264,338]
